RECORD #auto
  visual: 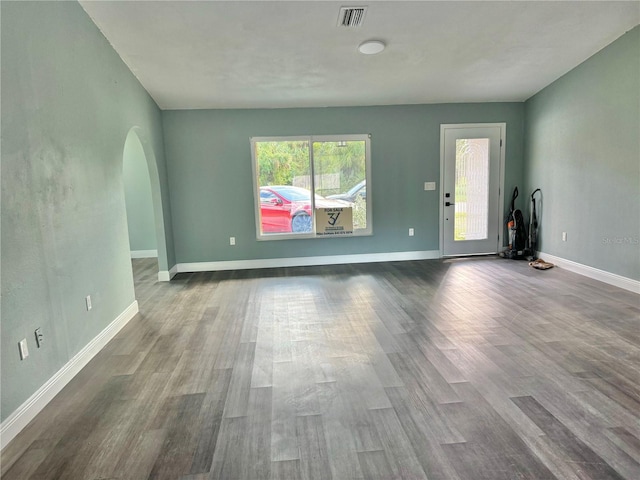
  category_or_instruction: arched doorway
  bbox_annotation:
[122,127,170,283]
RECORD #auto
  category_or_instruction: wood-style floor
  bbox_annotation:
[2,257,639,479]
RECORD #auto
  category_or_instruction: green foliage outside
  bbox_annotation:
[352,195,367,230]
[455,211,467,241]
[255,140,310,186]
[311,141,366,196]
[454,139,469,241]
[255,140,366,196]
[455,139,468,204]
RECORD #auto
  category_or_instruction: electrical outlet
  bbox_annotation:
[19,339,29,360]
[562,232,567,242]
[35,328,44,348]
[86,295,92,311]
[229,236,236,246]
[409,228,415,236]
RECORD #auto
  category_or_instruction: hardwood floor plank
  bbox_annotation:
[239,280,260,344]
[319,361,385,453]
[211,290,249,371]
[207,416,247,480]
[295,415,332,480]
[385,386,462,480]
[512,395,627,479]
[388,347,461,405]
[356,450,396,480]
[27,375,131,479]
[439,383,556,478]
[516,381,640,477]
[79,400,151,479]
[112,428,166,480]
[241,386,273,480]
[316,381,366,479]
[385,355,465,445]
[367,407,429,479]
[1,446,48,480]
[147,393,206,480]
[251,303,276,388]
[271,361,302,462]
[189,369,233,474]
[221,342,256,418]
[441,440,557,480]
[270,459,302,480]
[605,427,640,464]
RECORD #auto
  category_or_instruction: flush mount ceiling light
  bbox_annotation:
[358,40,385,55]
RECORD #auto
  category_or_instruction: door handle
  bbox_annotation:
[445,202,455,207]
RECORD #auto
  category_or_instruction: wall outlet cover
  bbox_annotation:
[19,339,29,360]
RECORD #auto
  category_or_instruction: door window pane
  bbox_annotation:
[454,138,489,241]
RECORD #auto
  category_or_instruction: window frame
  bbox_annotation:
[251,134,372,241]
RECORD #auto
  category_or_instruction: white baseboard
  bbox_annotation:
[539,252,640,294]
[157,264,178,282]
[0,301,139,451]
[130,249,158,259]
[176,250,441,274]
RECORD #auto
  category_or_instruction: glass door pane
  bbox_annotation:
[454,138,489,241]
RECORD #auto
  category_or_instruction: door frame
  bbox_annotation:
[439,123,506,257]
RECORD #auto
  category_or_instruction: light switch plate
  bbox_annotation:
[424,181,436,191]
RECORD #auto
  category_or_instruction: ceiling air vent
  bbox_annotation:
[338,6,367,27]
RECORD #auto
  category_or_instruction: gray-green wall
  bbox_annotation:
[1,1,173,422]
[123,133,157,253]
[163,104,524,263]
[524,26,640,280]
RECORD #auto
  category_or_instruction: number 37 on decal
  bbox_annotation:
[315,207,353,236]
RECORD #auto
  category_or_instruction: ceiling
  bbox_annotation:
[79,1,640,110]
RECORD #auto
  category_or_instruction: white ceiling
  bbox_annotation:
[79,1,640,110]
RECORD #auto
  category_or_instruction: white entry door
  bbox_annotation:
[441,124,504,256]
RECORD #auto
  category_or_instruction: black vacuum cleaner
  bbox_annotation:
[528,188,542,260]
[502,187,527,259]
